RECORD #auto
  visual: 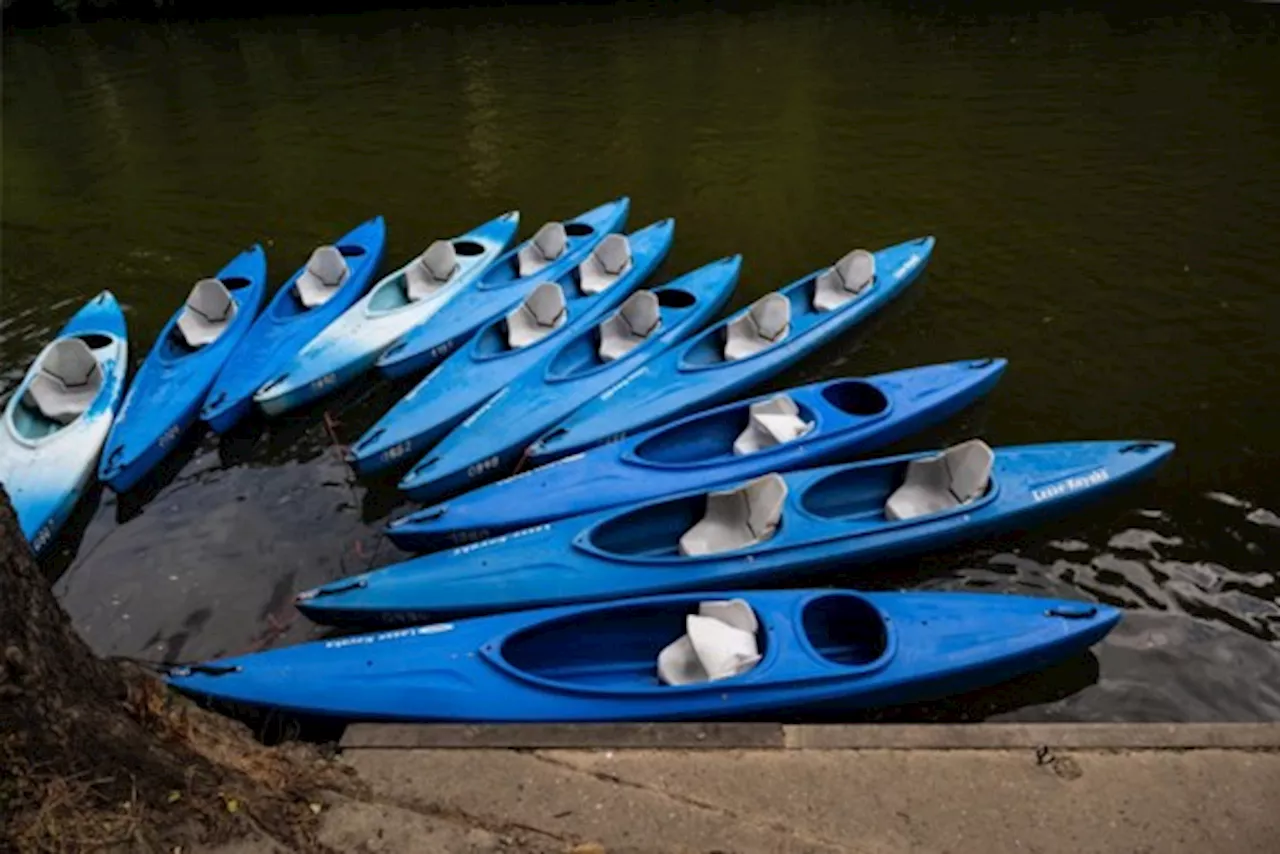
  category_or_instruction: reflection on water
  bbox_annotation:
[4,3,1280,721]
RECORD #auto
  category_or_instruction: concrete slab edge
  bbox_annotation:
[340,721,1280,751]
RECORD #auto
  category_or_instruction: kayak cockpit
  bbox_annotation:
[494,593,889,692]
[368,239,486,313]
[274,243,368,318]
[583,440,996,559]
[543,289,695,381]
[164,276,254,357]
[629,380,888,466]
[11,334,112,441]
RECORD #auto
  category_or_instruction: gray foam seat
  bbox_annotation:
[598,291,662,362]
[724,293,790,360]
[578,234,633,295]
[884,439,995,521]
[295,245,351,309]
[732,395,814,456]
[23,337,103,425]
[177,278,237,348]
[516,222,568,278]
[506,282,567,348]
[679,473,788,557]
[405,240,460,301]
[657,599,762,686]
[813,249,875,312]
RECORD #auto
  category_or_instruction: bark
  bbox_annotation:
[0,486,337,852]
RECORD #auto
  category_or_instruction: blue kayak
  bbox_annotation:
[395,255,743,503]
[171,588,1121,722]
[0,293,128,553]
[200,217,388,433]
[527,236,936,464]
[253,212,520,417]
[298,439,1174,626]
[386,358,1008,552]
[345,219,676,478]
[376,197,632,380]
[100,246,267,493]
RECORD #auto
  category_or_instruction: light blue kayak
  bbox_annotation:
[101,246,267,493]
[396,255,743,503]
[0,292,128,553]
[200,217,387,433]
[298,439,1174,626]
[385,358,1008,552]
[375,197,631,380]
[527,236,935,464]
[345,219,676,478]
[253,212,520,417]
[170,588,1121,722]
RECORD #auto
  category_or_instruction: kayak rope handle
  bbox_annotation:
[1045,606,1098,619]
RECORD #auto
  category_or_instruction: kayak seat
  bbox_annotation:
[679,473,788,556]
[177,278,238,348]
[507,282,568,348]
[724,293,790,360]
[517,221,568,278]
[813,249,875,312]
[295,245,351,309]
[657,599,762,686]
[885,439,995,521]
[598,291,662,362]
[22,337,103,425]
[578,234,633,295]
[732,395,814,455]
[405,240,460,301]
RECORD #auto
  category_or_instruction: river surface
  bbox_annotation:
[3,3,1279,723]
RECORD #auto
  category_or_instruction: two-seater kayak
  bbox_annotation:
[298,439,1174,626]
[376,197,631,380]
[201,217,387,433]
[100,246,267,493]
[0,292,128,553]
[395,255,743,503]
[253,212,520,417]
[345,219,676,478]
[386,358,1009,552]
[172,588,1121,722]
[527,236,935,464]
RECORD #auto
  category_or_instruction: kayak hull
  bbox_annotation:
[346,218,676,479]
[375,197,631,380]
[171,589,1121,722]
[528,235,936,464]
[0,292,128,553]
[100,246,267,493]
[201,217,387,433]
[395,255,743,503]
[253,212,520,417]
[388,358,1008,552]
[303,440,1174,626]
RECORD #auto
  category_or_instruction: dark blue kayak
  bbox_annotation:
[387,358,1008,552]
[170,588,1120,722]
[395,256,743,503]
[299,439,1173,626]
[346,219,676,478]
[526,236,935,464]
[100,246,267,493]
[201,217,387,433]
[375,197,631,380]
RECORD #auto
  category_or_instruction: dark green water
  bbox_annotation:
[3,4,1279,721]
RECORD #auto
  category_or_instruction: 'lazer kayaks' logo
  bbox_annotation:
[323,623,454,649]
[451,523,552,556]
[600,366,650,401]
[503,452,586,484]
[893,254,922,280]
[1031,468,1109,503]
[462,387,510,429]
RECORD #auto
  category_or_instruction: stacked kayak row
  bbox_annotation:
[0,199,1176,724]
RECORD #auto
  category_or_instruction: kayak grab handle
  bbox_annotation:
[1120,442,1161,454]
[259,374,288,394]
[1045,604,1097,619]
[296,578,368,600]
[168,663,242,678]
